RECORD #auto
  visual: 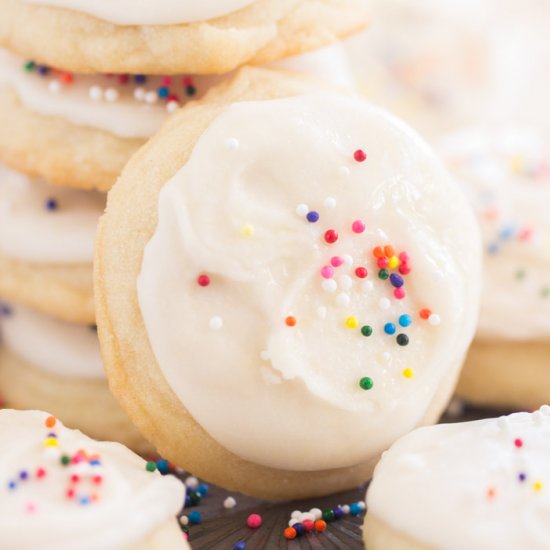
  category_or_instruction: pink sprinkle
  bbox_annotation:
[399,263,411,275]
[331,256,343,268]
[162,76,172,86]
[320,266,335,279]
[519,227,533,241]
[25,502,37,514]
[394,287,406,300]
[247,513,262,529]
[377,257,389,269]
[399,252,409,262]
[352,220,366,234]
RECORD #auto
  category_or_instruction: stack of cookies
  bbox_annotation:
[0,0,368,453]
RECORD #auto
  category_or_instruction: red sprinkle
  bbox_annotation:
[324,229,338,244]
[35,468,46,479]
[514,438,523,448]
[354,149,367,162]
[355,267,368,279]
[197,274,210,287]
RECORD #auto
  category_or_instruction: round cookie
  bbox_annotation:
[0,44,354,191]
[0,164,102,323]
[439,128,550,410]
[364,407,550,550]
[0,303,151,454]
[0,409,188,549]
[96,68,481,499]
[0,0,368,75]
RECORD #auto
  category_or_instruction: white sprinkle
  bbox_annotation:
[260,350,270,361]
[185,476,199,489]
[299,512,315,522]
[357,501,366,510]
[310,508,322,521]
[336,292,350,307]
[540,405,550,416]
[175,467,185,475]
[317,306,327,319]
[209,316,223,330]
[532,411,544,425]
[289,519,299,527]
[296,204,309,217]
[104,87,119,102]
[179,516,189,526]
[291,510,302,520]
[48,80,61,94]
[225,138,240,151]
[361,280,374,293]
[324,197,337,209]
[381,351,391,363]
[88,85,103,101]
[379,297,391,310]
[166,100,179,113]
[340,275,353,291]
[497,416,509,431]
[322,279,338,293]
[133,87,146,101]
[428,314,441,326]
[42,446,61,462]
[342,254,354,267]
[339,166,351,177]
[223,496,237,509]
[144,90,158,104]
[342,504,351,514]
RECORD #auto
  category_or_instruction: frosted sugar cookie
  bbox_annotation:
[0,164,102,323]
[0,409,188,549]
[0,303,150,453]
[440,127,550,410]
[95,68,481,499]
[364,408,550,550]
[0,0,368,75]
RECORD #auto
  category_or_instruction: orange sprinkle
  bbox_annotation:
[384,245,396,258]
[45,416,56,429]
[373,246,385,258]
[419,308,432,320]
[285,316,297,327]
[487,487,496,500]
[315,520,327,533]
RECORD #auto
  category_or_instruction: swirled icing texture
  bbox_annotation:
[367,407,550,550]
[21,0,258,25]
[0,164,104,264]
[0,409,185,550]
[0,45,353,139]
[0,303,103,379]
[440,128,550,341]
[138,93,481,471]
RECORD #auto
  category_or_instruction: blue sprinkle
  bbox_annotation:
[197,483,209,496]
[37,65,50,76]
[7,480,16,491]
[294,523,305,535]
[384,323,396,335]
[398,314,412,328]
[349,502,362,516]
[90,459,102,466]
[19,471,28,481]
[306,211,319,223]
[389,273,404,288]
[0,303,12,316]
[499,224,516,241]
[134,74,147,84]
[518,472,527,482]
[157,86,169,99]
[156,459,170,475]
[333,505,344,519]
[188,511,202,525]
[45,198,58,211]
[184,495,191,507]
[487,242,500,255]
[79,496,91,506]
[233,542,246,550]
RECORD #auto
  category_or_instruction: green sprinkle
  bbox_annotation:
[23,61,35,72]
[515,269,526,280]
[361,325,373,337]
[145,461,157,472]
[60,455,70,466]
[322,509,335,522]
[378,269,389,280]
[359,377,374,390]
[541,287,550,299]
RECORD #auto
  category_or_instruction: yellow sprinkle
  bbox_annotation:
[44,437,58,447]
[240,224,255,237]
[510,155,523,175]
[388,256,400,269]
[533,481,543,492]
[345,316,358,329]
[402,368,415,379]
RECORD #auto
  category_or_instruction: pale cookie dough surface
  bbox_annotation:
[0,409,186,549]
[95,68,481,498]
[0,0,368,75]
[365,409,550,550]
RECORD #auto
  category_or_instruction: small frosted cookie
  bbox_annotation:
[0,0,368,75]
[0,409,188,549]
[0,164,103,323]
[0,45,354,191]
[95,68,481,499]
[364,408,550,550]
[439,128,550,409]
[0,303,151,454]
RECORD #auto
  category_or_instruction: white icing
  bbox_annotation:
[0,164,104,264]
[0,303,103,379]
[0,409,185,550]
[138,93,481,471]
[367,409,550,550]
[21,0,258,26]
[440,128,550,341]
[0,45,354,139]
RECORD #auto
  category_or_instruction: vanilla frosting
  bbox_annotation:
[440,128,550,341]
[367,407,550,550]
[0,164,104,264]
[22,0,258,25]
[0,303,103,379]
[138,93,481,472]
[0,409,185,550]
[0,46,353,139]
